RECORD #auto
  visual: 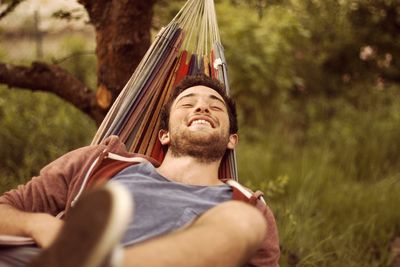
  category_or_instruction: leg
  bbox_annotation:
[123,201,267,267]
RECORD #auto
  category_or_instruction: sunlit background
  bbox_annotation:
[1,0,399,266]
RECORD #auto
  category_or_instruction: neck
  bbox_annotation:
[156,150,223,186]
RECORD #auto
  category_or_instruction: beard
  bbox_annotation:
[169,127,230,163]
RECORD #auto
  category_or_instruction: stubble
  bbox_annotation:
[169,127,229,163]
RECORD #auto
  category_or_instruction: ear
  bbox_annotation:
[158,129,170,145]
[226,133,238,150]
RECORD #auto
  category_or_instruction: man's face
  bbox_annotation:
[159,86,238,163]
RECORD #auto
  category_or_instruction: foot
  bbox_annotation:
[29,182,133,267]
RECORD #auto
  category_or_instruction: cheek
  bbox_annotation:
[219,114,230,127]
[169,110,187,126]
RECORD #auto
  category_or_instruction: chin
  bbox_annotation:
[187,126,214,133]
[186,131,217,142]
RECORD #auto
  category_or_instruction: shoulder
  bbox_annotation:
[223,179,281,267]
[224,179,264,204]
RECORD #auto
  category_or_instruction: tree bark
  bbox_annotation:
[79,0,155,106]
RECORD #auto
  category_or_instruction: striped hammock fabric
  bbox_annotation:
[91,0,238,180]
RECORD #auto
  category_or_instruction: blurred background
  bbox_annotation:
[0,0,399,266]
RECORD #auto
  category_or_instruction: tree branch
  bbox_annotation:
[0,61,105,124]
[0,0,24,20]
[51,50,95,64]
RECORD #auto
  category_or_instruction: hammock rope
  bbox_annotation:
[92,0,238,180]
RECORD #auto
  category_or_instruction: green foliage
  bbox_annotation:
[153,0,186,27]
[217,0,400,131]
[0,87,96,192]
[218,2,400,265]
[218,1,306,127]
[237,102,400,266]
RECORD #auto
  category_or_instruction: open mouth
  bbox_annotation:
[189,119,212,127]
[188,117,215,128]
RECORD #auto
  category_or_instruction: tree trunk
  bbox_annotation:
[81,0,155,115]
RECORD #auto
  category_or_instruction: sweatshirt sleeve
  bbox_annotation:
[0,145,101,216]
[247,200,280,267]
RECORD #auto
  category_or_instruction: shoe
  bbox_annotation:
[29,182,133,267]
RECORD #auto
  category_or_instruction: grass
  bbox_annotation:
[237,135,400,267]
[234,87,400,266]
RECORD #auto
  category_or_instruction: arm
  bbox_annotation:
[0,144,106,247]
[0,136,125,246]
[247,200,280,267]
[0,136,125,214]
[0,204,63,248]
[0,144,105,214]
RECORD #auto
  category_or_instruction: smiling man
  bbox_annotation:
[157,78,238,184]
[162,84,237,163]
[0,75,280,267]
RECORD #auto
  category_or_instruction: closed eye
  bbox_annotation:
[211,105,224,111]
[181,104,193,108]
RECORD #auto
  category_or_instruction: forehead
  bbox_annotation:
[174,85,225,102]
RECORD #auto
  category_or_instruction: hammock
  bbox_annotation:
[91,0,238,180]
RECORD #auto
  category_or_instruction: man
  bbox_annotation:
[0,75,280,266]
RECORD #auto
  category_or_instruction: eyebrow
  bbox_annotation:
[176,93,226,106]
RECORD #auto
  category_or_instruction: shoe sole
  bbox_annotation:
[30,182,133,267]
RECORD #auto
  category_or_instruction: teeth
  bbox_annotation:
[190,119,211,127]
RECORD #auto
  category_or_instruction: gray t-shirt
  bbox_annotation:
[110,162,232,246]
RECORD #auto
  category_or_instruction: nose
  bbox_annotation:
[194,101,210,113]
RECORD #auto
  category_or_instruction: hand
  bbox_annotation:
[27,213,64,248]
